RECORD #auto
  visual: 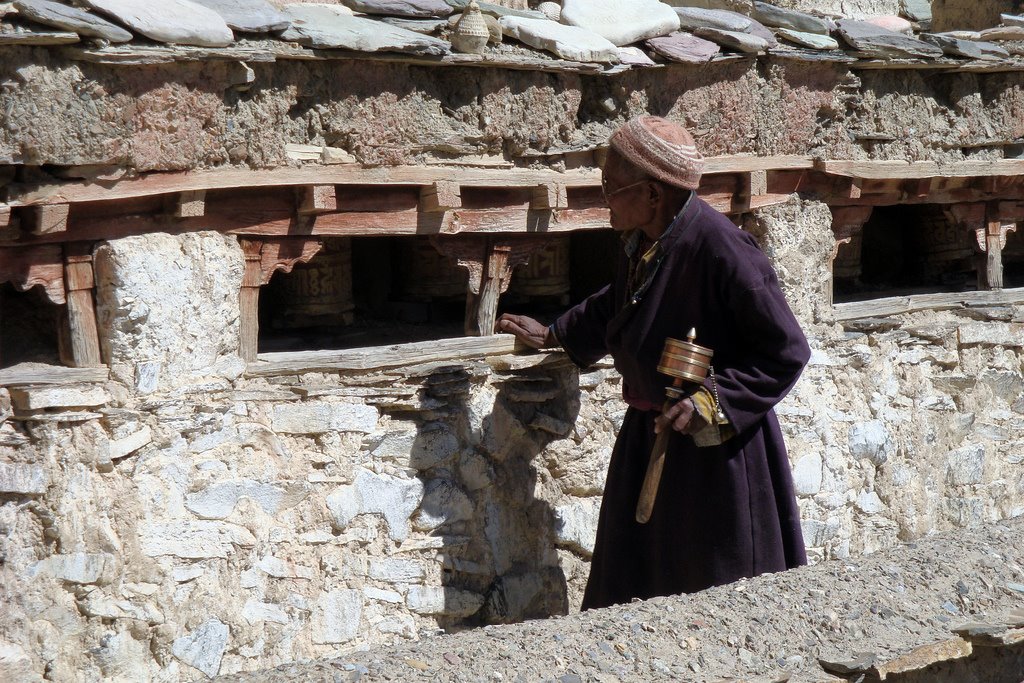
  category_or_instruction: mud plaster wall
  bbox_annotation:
[0,56,1023,680]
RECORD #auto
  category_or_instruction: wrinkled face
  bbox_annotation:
[601,150,655,232]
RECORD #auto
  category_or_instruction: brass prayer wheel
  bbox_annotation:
[656,330,714,388]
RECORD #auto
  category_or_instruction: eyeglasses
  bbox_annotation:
[601,177,649,202]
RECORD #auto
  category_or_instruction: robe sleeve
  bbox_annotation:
[551,283,617,368]
[711,272,810,435]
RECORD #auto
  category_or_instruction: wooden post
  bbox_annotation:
[28,203,70,235]
[465,244,511,337]
[530,183,568,211]
[297,185,337,215]
[63,244,103,367]
[239,239,264,363]
[732,170,767,214]
[174,190,206,218]
[974,202,1016,290]
[419,182,461,212]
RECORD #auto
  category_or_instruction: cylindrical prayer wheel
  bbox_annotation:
[507,236,571,301]
[656,333,713,387]
[393,236,467,301]
[918,208,975,277]
[272,238,354,328]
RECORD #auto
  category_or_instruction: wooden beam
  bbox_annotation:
[247,334,523,376]
[817,159,1024,180]
[28,203,70,235]
[974,203,1016,290]
[297,185,337,215]
[239,239,264,363]
[530,183,568,211]
[174,190,206,218]
[63,244,103,367]
[833,288,1024,320]
[419,181,461,212]
[0,365,109,386]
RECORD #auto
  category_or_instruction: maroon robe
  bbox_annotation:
[552,196,810,610]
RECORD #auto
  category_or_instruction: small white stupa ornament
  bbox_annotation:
[451,0,490,54]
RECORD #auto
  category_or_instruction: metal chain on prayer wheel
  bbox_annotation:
[635,328,714,524]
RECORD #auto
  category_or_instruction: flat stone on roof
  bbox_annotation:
[775,27,839,50]
[338,0,453,19]
[752,1,830,35]
[280,5,450,55]
[835,18,944,59]
[188,0,291,33]
[14,0,133,43]
[81,0,234,47]
[674,6,751,33]
[560,0,679,47]
[921,33,1010,60]
[694,25,769,53]
[645,30,720,63]
[498,15,620,63]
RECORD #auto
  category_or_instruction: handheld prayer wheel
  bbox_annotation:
[635,329,714,524]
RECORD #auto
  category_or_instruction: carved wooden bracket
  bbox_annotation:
[830,206,874,241]
[974,222,1017,253]
[431,235,549,336]
[0,245,66,304]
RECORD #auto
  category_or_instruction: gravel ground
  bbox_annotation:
[219,517,1024,683]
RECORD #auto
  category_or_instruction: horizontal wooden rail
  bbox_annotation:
[0,364,109,386]
[832,288,1024,321]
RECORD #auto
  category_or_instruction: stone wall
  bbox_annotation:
[0,206,1021,679]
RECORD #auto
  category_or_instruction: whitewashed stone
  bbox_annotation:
[255,555,316,579]
[616,46,656,65]
[188,0,290,32]
[413,478,473,531]
[364,586,403,603]
[140,520,256,559]
[326,484,362,529]
[242,599,290,625]
[14,0,133,42]
[792,452,823,496]
[946,444,985,486]
[1003,13,1024,28]
[554,498,601,557]
[81,0,234,47]
[458,451,494,491]
[172,618,229,677]
[81,594,164,623]
[801,518,839,547]
[356,470,424,541]
[312,589,363,644]
[173,565,205,582]
[776,28,839,50]
[368,557,424,582]
[498,16,619,62]
[560,0,678,46]
[406,585,483,617]
[272,402,378,434]
[848,420,895,466]
[280,6,450,54]
[9,384,110,411]
[855,490,885,514]
[31,552,114,584]
[958,323,1023,348]
[94,233,244,391]
[372,423,458,469]
[693,26,768,52]
[185,479,287,519]
[109,425,152,460]
[0,462,49,494]
[674,6,750,33]
[338,0,452,18]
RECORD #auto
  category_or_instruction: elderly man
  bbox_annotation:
[496,116,810,610]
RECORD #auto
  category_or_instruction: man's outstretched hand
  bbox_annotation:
[495,314,557,350]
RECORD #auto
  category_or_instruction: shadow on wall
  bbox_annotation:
[409,359,581,631]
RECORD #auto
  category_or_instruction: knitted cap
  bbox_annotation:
[609,116,704,190]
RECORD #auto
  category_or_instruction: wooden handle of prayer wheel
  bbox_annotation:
[635,424,672,524]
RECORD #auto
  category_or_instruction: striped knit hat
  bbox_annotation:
[609,116,704,190]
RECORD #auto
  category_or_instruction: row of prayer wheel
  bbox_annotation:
[270,237,571,327]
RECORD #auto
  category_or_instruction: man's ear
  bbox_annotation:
[646,181,662,207]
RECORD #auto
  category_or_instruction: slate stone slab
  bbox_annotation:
[616,46,655,65]
[674,7,750,33]
[560,0,679,47]
[646,30,719,63]
[752,2,830,35]
[280,5,450,54]
[188,0,290,33]
[498,15,619,63]
[901,0,931,23]
[694,26,767,53]
[14,0,132,42]
[921,33,1010,60]
[775,28,838,50]
[1003,14,1024,28]
[980,26,1024,41]
[339,0,452,19]
[446,0,543,20]
[0,24,79,44]
[380,17,448,35]
[81,0,234,47]
[834,19,943,59]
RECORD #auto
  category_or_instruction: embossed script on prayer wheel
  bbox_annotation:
[274,238,354,328]
[507,236,570,302]
[393,237,467,300]
[657,330,713,387]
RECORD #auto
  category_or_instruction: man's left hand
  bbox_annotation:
[654,397,708,435]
